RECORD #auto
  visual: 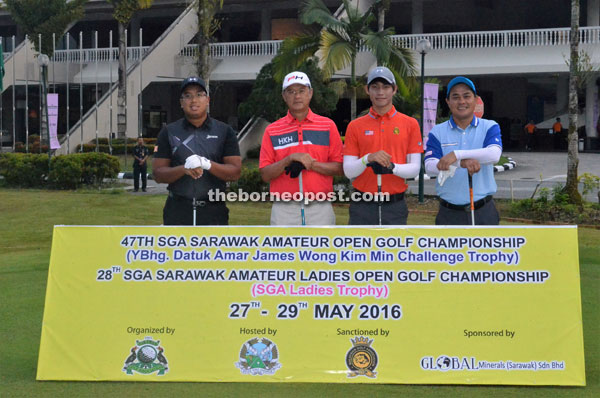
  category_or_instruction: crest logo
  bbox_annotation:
[393,127,400,135]
[235,337,281,376]
[123,337,168,376]
[346,336,378,378]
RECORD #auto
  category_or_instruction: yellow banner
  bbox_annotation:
[37,226,585,385]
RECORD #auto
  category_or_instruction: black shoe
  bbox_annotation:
[134,189,139,192]
[142,189,146,192]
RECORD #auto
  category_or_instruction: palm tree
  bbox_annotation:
[107,0,153,139]
[274,0,415,119]
[566,0,582,206]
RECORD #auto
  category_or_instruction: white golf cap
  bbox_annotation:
[282,71,311,90]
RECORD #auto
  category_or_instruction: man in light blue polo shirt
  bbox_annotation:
[424,76,502,225]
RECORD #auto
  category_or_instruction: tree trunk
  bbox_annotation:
[197,1,211,82]
[378,7,385,32]
[117,21,127,139]
[566,0,582,206]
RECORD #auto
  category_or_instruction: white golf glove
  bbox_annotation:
[437,165,457,186]
[185,155,212,170]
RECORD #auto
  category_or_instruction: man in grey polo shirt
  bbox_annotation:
[153,76,241,225]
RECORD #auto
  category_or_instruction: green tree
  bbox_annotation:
[4,0,86,57]
[106,0,153,138]
[274,0,415,120]
[196,0,223,84]
[238,59,339,124]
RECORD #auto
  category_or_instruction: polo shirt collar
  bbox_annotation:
[449,115,479,129]
[285,108,315,123]
[368,106,398,120]
[184,116,212,130]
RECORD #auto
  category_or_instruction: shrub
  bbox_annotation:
[79,152,120,185]
[509,183,599,224]
[0,152,120,190]
[0,153,49,187]
[49,155,83,189]
[229,167,268,193]
[246,146,261,159]
[76,143,155,155]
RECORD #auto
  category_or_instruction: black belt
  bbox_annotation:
[440,195,493,211]
[355,190,405,202]
[168,191,222,207]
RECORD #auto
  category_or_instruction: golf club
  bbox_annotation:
[299,171,306,225]
[468,173,475,226]
[192,180,198,226]
[377,174,382,226]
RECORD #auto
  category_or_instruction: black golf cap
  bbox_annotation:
[181,76,207,93]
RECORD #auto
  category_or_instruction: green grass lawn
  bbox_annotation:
[1,188,598,397]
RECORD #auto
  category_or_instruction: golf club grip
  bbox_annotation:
[468,174,474,211]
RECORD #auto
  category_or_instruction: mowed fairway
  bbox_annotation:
[1,188,598,397]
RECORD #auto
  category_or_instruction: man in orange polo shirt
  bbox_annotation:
[260,71,343,225]
[524,120,537,151]
[553,118,562,134]
[343,67,423,225]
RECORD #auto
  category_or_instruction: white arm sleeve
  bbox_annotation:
[343,154,369,179]
[392,153,421,178]
[425,158,440,176]
[454,146,502,165]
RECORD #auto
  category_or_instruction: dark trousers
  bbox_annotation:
[435,199,499,225]
[133,163,147,191]
[349,199,408,225]
[162,196,229,225]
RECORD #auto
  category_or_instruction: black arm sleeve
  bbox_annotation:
[154,127,171,159]
[222,126,241,157]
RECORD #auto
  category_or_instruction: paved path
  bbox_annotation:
[406,151,600,201]
[128,152,600,202]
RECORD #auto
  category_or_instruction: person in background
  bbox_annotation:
[132,137,149,192]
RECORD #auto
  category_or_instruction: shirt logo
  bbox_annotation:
[365,130,374,136]
[393,127,400,135]
[278,136,294,145]
[206,135,218,139]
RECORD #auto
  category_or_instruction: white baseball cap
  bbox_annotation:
[282,71,312,90]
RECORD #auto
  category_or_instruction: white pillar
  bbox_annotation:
[412,0,423,34]
[585,80,598,138]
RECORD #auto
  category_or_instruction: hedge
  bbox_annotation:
[0,152,120,189]
[76,143,156,155]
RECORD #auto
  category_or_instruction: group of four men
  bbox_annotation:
[152,69,502,226]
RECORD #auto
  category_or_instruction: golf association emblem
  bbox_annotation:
[235,337,281,375]
[123,337,168,375]
[346,336,378,378]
